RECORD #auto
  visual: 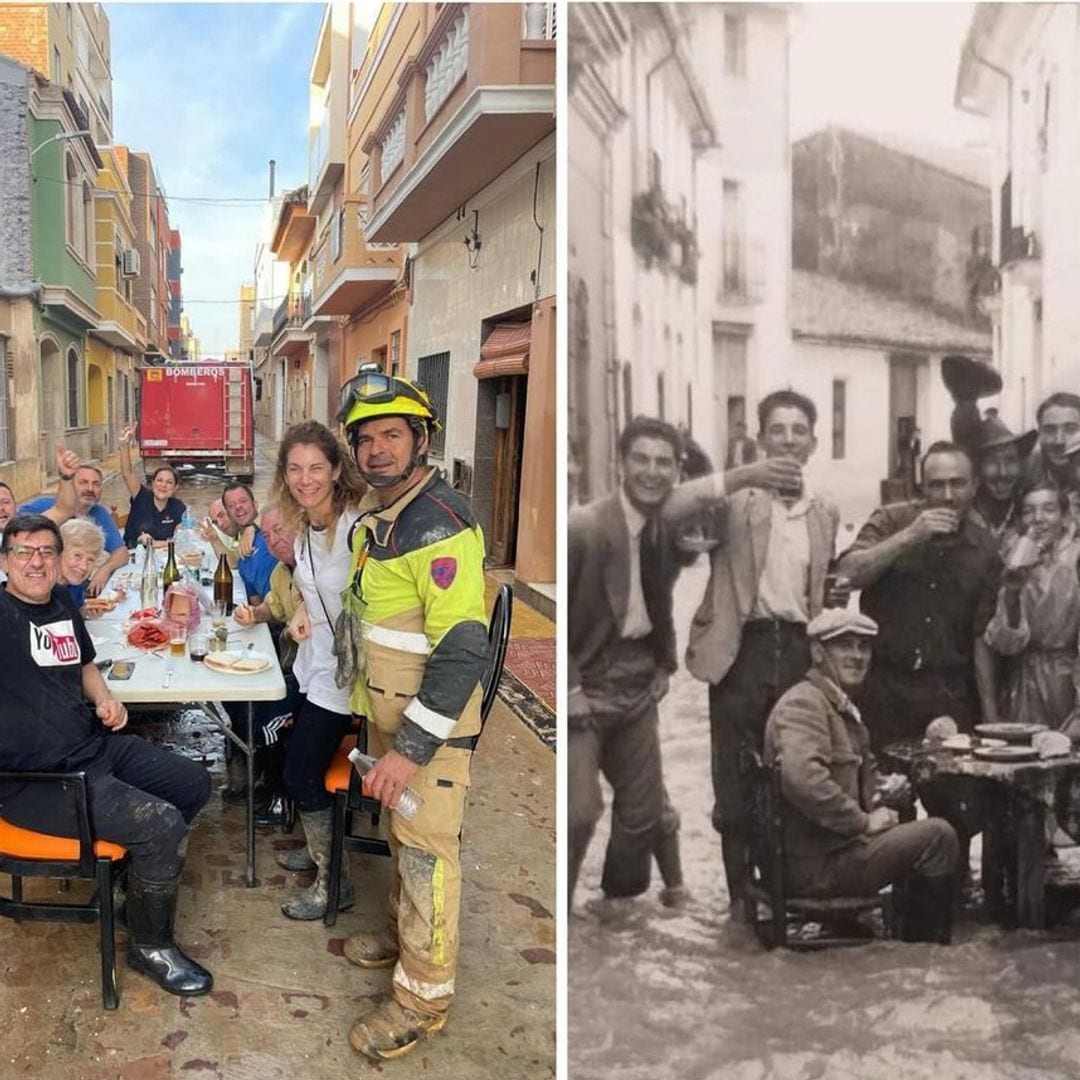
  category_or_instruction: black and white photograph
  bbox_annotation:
[568,3,1080,1077]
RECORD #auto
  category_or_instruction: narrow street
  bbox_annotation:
[570,562,1080,1080]
[0,434,556,1078]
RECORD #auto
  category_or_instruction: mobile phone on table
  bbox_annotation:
[108,660,136,681]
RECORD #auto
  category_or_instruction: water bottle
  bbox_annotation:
[175,509,199,572]
[139,539,159,610]
[347,749,424,820]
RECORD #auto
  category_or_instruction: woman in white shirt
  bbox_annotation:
[270,420,366,920]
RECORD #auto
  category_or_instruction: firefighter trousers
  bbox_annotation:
[367,723,471,1017]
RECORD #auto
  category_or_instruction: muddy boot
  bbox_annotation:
[276,845,317,872]
[126,875,213,996]
[349,998,447,1061]
[343,927,399,969]
[281,809,354,920]
[221,754,250,804]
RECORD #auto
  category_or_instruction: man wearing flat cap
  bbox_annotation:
[764,610,959,942]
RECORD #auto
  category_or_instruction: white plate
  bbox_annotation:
[89,631,113,647]
[203,650,272,675]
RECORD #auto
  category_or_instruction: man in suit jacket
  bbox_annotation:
[662,389,844,918]
[568,416,690,912]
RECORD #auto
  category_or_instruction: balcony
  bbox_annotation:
[91,288,145,352]
[271,199,316,265]
[363,3,555,242]
[271,296,310,359]
[310,198,400,317]
[630,187,699,285]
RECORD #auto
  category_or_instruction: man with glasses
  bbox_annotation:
[0,513,213,996]
[335,368,489,1063]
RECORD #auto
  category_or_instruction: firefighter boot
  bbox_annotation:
[280,809,354,920]
[343,927,399,969]
[126,875,213,996]
[276,844,317,872]
[349,998,447,1062]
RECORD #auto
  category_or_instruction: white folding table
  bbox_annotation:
[87,551,286,886]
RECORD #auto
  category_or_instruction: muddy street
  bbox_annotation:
[570,562,1080,1080]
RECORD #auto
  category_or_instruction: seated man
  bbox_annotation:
[763,608,959,943]
[0,513,213,994]
[199,497,240,565]
[221,482,277,604]
[226,504,303,819]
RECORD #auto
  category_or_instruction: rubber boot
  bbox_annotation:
[349,998,447,1062]
[654,830,690,909]
[221,754,251,804]
[343,927,399,969]
[900,874,955,944]
[126,875,213,996]
[276,845,317,872]
[281,808,354,920]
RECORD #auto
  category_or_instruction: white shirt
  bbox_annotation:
[291,508,360,714]
[619,490,652,640]
[752,494,812,623]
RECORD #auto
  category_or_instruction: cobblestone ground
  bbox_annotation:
[570,561,1080,1080]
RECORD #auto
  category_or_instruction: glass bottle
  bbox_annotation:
[213,552,235,614]
[162,541,181,591]
[139,539,159,610]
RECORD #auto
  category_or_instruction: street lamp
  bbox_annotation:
[29,129,92,159]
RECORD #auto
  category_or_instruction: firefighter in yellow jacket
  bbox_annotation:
[338,368,488,1061]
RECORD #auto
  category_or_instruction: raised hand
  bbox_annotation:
[727,457,803,497]
[906,507,960,543]
[55,446,80,478]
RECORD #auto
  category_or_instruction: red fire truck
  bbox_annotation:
[138,361,255,482]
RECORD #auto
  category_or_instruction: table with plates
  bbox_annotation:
[86,545,285,887]
[883,729,1080,929]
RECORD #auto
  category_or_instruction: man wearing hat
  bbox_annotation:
[763,610,958,942]
[967,417,1038,549]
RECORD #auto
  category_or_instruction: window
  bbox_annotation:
[686,382,693,435]
[65,152,79,253]
[832,379,846,460]
[622,362,633,427]
[51,45,61,84]
[656,372,666,420]
[331,208,344,261]
[722,179,743,296]
[650,150,662,192]
[82,180,94,265]
[66,346,83,428]
[724,13,747,77]
[390,329,401,375]
[416,351,449,458]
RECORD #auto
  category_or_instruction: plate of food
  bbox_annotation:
[126,621,170,651]
[974,722,1048,743]
[973,745,1040,763]
[204,650,272,675]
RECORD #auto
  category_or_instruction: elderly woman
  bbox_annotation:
[59,517,106,611]
[985,482,1080,728]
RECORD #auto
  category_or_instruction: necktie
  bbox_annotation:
[640,516,666,636]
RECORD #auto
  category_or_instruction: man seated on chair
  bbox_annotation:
[0,513,213,995]
[763,608,959,943]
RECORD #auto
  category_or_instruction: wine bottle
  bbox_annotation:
[162,541,181,591]
[213,552,235,614]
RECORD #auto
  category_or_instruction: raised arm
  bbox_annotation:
[838,507,958,589]
[660,458,804,525]
[43,447,80,526]
[118,424,142,498]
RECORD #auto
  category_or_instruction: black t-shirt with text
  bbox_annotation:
[0,586,101,781]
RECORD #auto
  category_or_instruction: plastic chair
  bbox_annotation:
[0,772,129,1008]
[743,755,894,950]
[323,584,514,926]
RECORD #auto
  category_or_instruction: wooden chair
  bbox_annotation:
[744,754,895,950]
[323,584,514,926]
[0,772,129,1008]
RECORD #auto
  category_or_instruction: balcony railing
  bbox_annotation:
[523,2,556,40]
[424,8,469,122]
[96,287,147,343]
[272,296,306,337]
[379,108,406,183]
[630,187,699,285]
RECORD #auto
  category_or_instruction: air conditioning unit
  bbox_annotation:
[121,248,140,277]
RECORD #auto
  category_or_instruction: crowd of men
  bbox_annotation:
[570,354,1080,942]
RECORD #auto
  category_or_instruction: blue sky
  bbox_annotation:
[107,2,325,355]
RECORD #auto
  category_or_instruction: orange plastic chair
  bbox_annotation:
[322,584,514,926]
[0,771,129,1008]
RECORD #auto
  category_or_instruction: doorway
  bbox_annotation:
[489,375,527,567]
[39,337,64,479]
[888,352,920,485]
